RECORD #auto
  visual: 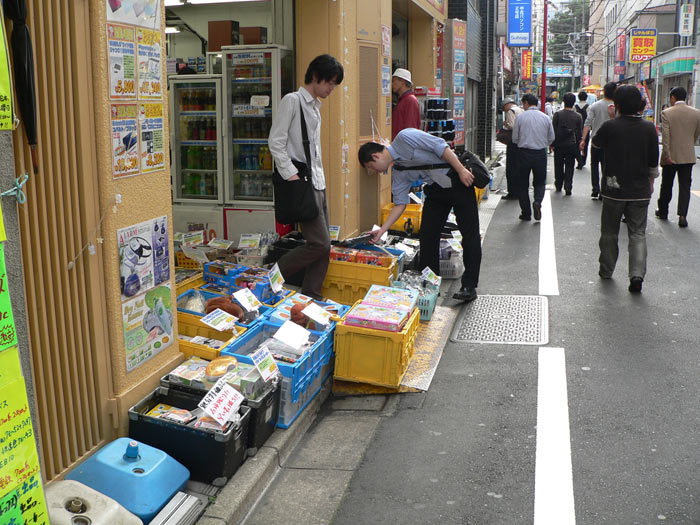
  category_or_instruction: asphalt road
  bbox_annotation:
[329,159,700,524]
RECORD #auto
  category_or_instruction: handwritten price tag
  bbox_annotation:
[198,376,245,426]
[233,288,262,312]
[251,345,280,382]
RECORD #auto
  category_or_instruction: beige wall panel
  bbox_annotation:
[357,0,382,42]
[409,5,437,89]
[411,0,448,23]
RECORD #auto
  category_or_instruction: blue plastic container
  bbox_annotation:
[203,261,248,285]
[176,288,271,329]
[264,298,350,332]
[66,437,189,524]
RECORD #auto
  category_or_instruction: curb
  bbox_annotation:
[197,379,333,524]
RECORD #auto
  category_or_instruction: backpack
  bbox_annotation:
[575,103,588,123]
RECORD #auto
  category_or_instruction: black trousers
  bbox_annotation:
[554,144,578,191]
[419,179,481,289]
[590,146,604,193]
[657,163,694,217]
[505,142,519,194]
[517,147,548,217]
[577,134,590,167]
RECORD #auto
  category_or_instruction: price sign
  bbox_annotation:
[268,263,285,293]
[233,288,261,311]
[114,79,136,96]
[451,230,463,241]
[182,247,210,264]
[447,238,463,253]
[198,376,245,426]
[137,28,163,99]
[111,103,139,178]
[107,24,136,100]
[208,238,234,249]
[329,225,341,241]
[403,238,420,247]
[139,102,165,173]
[302,302,332,326]
[239,233,261,249]
[250,95,270,107]
[251,345,280,382]
[232,105,266,117]
[421,266,441,286]
[273,320,310,350]
[200,308,238,331]
[181,230,205,247]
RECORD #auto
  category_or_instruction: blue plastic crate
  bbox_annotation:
[203,261,248,285]
[176,288,271,329]
[221,321,329,405]
[276,360,332,428]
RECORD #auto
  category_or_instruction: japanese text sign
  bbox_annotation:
[508,0,532,47]
[198,376,244,426]
[522,50,532,80]
[630,29,656,63]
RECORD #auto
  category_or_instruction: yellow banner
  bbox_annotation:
[0,2,15,130]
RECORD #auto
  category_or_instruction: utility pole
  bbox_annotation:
[541,0,548,111]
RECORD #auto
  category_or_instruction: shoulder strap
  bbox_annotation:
[296,93,312,171]
[392,162,451,171]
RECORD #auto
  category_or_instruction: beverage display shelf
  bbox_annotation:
[179,111,216,116]
[182,168,217,172]
[182,140,217,146]
[231,77,272,83]
[232,139,269,144]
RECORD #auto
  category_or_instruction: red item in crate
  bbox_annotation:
[355,250,392,267]
[330,247,358,262]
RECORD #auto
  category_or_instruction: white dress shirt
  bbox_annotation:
[268,86,325,190]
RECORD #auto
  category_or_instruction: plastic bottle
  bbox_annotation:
[241,173,249,196]
[187,147,197,170]
[258,146,265,170]
[238,145,246,169]
[263,146,272,170]
[251,146,259,170]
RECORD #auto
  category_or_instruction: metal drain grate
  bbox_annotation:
[450,295,548,345]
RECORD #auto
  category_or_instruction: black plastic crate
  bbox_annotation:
[245,380,281,456]
[128,386,250,486]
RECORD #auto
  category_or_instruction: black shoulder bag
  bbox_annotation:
[392,150,491,189]
[272,95,319,225]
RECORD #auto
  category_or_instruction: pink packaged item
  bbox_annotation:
[362,285,419,311]
[344,303,409,332]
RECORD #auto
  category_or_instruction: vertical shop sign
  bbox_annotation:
[508,0,532,47]
[630,29,657,63]
[452,19,467,146]
[107,23,136,100]
[118,216,169,301]
[522,50,532,80]
[106,0,161,30]
[139,102,165,173]
[137,28,163,99]
[381,25,391,57]
[679,4,694,38]
[436,23,444,94]
[111,103,140,178]
[122,284,173,371]
[616,29,626,62]
[0,2,14,131]
[0,244,17,353]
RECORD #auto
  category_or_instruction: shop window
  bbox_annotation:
[359,46,379,137]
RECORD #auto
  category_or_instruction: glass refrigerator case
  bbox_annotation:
[169,75,223,203]
[222,45,293,205]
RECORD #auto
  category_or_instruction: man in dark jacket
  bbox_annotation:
[592,85,659,293]
[551,93,583,195]
[574,91,590,169]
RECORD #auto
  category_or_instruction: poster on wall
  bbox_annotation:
[106,0,161,30]
[118,215,169,301]
[453,97,465,119]
[111,103,140,178]
[381,65,392,97]
[381,25,391,57]
[139,102,165,173]
[454,73,465,95]
[455,119,465,145]
[0,2,13,131]
[107,23,136,100]
[122,284,173,371]
[0,244,17,353]
[137,28,163,99]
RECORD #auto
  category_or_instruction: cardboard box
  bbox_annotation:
[240,26,267,45]
[208,20,240,51]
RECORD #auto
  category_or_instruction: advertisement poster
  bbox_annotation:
[453,97,465,119]
[107,23,136,100]
[0,3,14,130]
[381,65,392,97]
[106,0,161,30]
[122,284,173,371]
[455,119,465,145]
[139,102,165,173]
[521,50,532,80]
[118,215,169,301]
[137,28,162,99]
[507,0,532,47]
[630,28,657,63]
[0,244,17,353]
[111,103,139,178]
[454,73,465,95]
[381,25,391,57]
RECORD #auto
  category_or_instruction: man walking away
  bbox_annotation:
[512,93,555,221]
[593,85,659,293]
[575,91,590,169]
[502,98,524,199]
[268,54,344,300]
[655,86,700,228]
[544,97,554,119]
[551,93,583,195]
[581,82,617,200]
[391,68,421,139]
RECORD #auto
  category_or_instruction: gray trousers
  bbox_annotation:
[599,198,649,279]
[277,188,330,299]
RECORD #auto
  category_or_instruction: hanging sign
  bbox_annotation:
[0,2,14,130]
[137,28,162,99]
[111,103,140,178]
[522,50,533,80]
[507,0,532,47]
[630,29,657,63]
[679,4,694,38]
[139,102,165,173]
[107,23,136,100]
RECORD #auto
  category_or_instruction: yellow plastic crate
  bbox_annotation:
[175,250,203,269]
[177,312,246,361]
[321,258,397,305]
[380,203,423,233]
[333,303,420,388]
[175,270,205,297]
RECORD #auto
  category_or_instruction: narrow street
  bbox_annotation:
[242,153,700,524]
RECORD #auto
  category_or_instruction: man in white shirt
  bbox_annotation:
[268,54,344,299]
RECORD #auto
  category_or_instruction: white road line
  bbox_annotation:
[534,347,576,525]
[539,191,559,296]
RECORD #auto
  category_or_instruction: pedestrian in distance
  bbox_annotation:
[593,85,659,293]
[655,86,700,228]
[574,91,590,169]
[544,97,554,119]
[268,54,344,300]
[581,82,617,200]
[551,93,583,196]
[359,128,483,303]
[500,98,524,200]
[391,68,421,140]
[512,93,555,221]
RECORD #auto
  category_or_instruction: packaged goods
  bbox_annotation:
[355,250,393,267]
[169,357,210,388]
[178,289,206,313]
[205,355,239,382]
[330,246,358,262]
[362,285,419,311]
[344,303,410,332]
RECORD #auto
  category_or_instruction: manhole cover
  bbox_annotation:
[450,295,548,345]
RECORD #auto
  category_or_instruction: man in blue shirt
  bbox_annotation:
[512,93,555,221]
[358,128,481,302]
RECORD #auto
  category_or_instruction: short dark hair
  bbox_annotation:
[670,86,687,101]
[546,97,554,103]
[603,81,617,100]
[305,54,344,85]
[358,142,385,167]
[578,91,588,101]
[614,85,643,116]
[563,93,576,108]
[522,93,538,106]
